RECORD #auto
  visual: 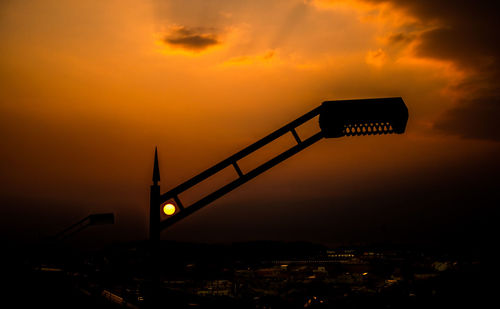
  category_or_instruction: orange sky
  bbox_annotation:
[1,0,497,246]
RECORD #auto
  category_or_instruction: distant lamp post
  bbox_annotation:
[53,213,115,240]
[87,213,115,225]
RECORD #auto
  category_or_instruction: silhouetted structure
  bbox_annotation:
[53,213,114,240]
[148,147,161,306]
[151,97,408,232]
[148,97,408,306]
[319,97,408,137]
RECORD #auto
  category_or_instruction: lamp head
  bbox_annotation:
[319,97,408,138]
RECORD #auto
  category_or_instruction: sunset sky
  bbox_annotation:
[1,0,498,247]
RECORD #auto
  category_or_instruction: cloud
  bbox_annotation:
[164,26,220,51]
[434,95,500,141]
[365,48,386,67]
[387,32,415,45]
[364,0,500,140]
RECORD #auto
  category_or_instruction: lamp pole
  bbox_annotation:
[149,147,161,306]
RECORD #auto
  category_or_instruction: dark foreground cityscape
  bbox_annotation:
[9,240,481,308]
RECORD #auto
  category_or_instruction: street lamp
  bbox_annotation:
[147,97,408,305]
[151,97,408,236]
[53,213,115,240]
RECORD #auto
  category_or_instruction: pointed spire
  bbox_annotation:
[152,146,160,184]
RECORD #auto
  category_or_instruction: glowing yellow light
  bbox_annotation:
[163,203,176,216]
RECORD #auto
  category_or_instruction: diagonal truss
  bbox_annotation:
[159,106,323,231]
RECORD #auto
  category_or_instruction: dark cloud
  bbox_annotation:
[164,26,219,51]
[387,32,414,45]
[434,95,500,140]
[372,0,500,141]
